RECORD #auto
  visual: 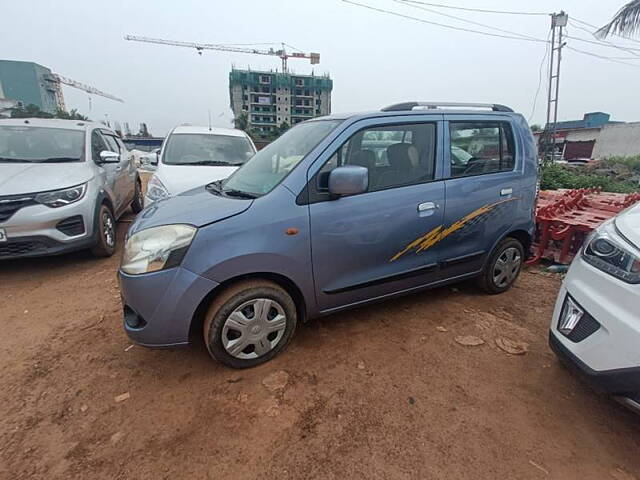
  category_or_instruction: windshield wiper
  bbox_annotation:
[185,160,234,166]
[0,157,37,163]
[37,157,80,163]
[222,188,259,199]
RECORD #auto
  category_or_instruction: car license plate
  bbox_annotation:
[0,228,6,242]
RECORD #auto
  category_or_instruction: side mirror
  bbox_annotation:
[153,151,160,165]
[99,150,120,163]
[328,165,368,197]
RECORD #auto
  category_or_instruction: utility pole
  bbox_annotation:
[542,11,568,164]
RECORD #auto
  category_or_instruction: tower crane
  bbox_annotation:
[124,35,320,73]
[44,73,124,111]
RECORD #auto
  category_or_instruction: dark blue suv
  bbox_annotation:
[119,102,538,368]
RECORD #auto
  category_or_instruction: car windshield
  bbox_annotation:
[0,126,84,163]
[222,120,342,196]
[163,133,255,166]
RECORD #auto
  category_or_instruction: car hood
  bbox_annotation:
[158,164,239,196]
[130,185,253,233]
[615,203,640,248]
[0,162,93,195]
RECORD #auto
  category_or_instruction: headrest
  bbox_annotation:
[387,143,418,169]
[350,149,376,169]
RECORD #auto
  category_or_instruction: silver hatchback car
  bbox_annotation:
[0,118,143,259]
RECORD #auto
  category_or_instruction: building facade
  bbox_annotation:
[0,60,61,114]
[535,112,627,160]
[229,68,332,136]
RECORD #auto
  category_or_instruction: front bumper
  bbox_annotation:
[119,266,219,347]
[0,197,96,260]
[550,254,640,411]
[549,331,640,395]
[0,234,96,259]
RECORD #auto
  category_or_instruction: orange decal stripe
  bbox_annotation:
[389,198,518,262]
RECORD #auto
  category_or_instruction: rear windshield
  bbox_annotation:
[0,126,85,163]
[163,133,255,166]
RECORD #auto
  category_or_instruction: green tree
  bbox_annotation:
[10,104,88,121]
[530,124,542,132]
[54,108,89,121]
[597,0,640,37]
[234,112,249,131]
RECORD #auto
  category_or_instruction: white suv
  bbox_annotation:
[0,118,143,259]
[550,203,640,413]
[144,125,256,205]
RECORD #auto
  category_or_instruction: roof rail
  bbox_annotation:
[381,102,514,113]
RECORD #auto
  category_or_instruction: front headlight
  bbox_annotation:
[121,224,196,275]
[146,175,169,202]
[582,220,640,284]
[35,183,87,208]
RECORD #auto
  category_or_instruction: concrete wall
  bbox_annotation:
[592,123,640,159]
[565,128,600,142]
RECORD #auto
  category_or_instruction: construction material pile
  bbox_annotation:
[528,188,640,265]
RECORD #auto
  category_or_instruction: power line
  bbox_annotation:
[571,17,640,45]
[565,45,640,68]
[565,33,640,54]
[566,20,640,58]
[396,0,549,16]
[393,0,545,42]
[529,30,552,123]
[342,0,549,43]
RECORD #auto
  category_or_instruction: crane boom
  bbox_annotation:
[124,35,320,72]
[52,74,124,103]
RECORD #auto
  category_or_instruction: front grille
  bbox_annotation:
[0,239,51,257]
[0,194,37,222]
[56,215,85,236]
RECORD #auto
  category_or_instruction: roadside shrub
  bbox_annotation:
[602,155,640,174]
[541,163,638,193]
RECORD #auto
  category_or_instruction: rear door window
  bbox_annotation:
[449,122,515,178]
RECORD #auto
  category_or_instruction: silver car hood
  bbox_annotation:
[615,202,640,248]
[0,162,93,196]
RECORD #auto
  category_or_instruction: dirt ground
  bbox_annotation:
[1,215,639,480]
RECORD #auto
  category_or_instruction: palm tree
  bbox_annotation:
[597,0,640,38]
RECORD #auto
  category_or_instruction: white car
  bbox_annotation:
[550,203,640,413]
[145,125,256,205]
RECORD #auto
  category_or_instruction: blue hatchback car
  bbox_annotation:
[119,102,538,368]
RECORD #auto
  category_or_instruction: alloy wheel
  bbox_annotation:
[103,212,115,247]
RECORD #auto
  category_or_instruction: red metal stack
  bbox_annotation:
[527,188,640,265]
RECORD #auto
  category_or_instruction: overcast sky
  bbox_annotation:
[3,0,638,135]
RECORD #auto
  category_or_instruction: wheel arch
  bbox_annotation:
[89,191,115,239]
[504,229,532,257]
[188,271,307,344]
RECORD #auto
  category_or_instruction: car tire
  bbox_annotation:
[90,204,116,257]
[130,178,144,213]
[477,237,524,294]
[203,280,297,369]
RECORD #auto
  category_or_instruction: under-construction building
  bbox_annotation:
[0,60,61,114]
[229,68,333,135]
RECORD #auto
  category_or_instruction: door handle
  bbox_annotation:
[115,166,123,172]
[418,202,438,212]
[500,188,513,196]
